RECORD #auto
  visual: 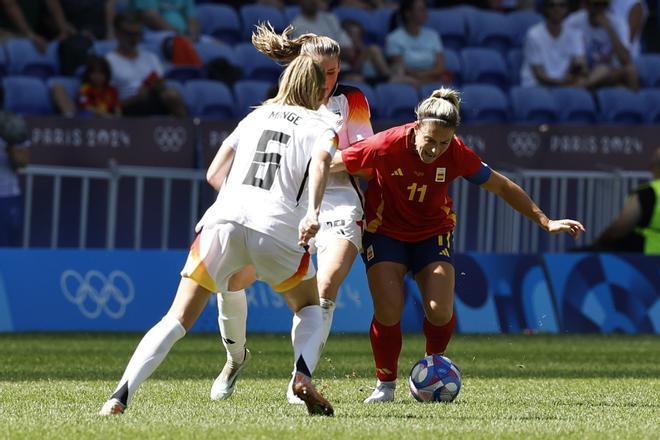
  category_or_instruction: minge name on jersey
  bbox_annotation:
[268,111,302,125]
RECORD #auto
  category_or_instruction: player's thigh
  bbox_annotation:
[280,276,320,313]
[367,262,408,325]
[227,266,257,291]
[167,276,213,331]
[316,236,358,301]
[414,261,455,325]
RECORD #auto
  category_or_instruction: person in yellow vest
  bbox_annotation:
[590,148,660,254]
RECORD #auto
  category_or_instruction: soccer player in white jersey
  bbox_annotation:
[211,23,374,404]
[99,55,337,417]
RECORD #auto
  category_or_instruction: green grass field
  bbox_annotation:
[1,333,659,439]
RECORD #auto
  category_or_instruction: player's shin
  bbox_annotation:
[319,297,336,348]
[110,315,186,407]
[291,304,324,381]
[370,317,402,382]
[217,289,247,364]
[423,313,456,355]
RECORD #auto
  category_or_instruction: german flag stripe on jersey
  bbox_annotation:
[181,234,219,293]
[271,250,311,292]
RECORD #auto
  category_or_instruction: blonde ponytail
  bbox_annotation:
[252,22,341,64]
[263,55,325,110]
[415,87,461,128]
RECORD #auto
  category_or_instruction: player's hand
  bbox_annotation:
[546,219,585,239]
[298,214,320,247]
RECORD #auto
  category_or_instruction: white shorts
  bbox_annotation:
[314,213,363,253]
[181,221,315,292]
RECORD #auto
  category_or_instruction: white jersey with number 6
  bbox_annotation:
[197,104,338,246]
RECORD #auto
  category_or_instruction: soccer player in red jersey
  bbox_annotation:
[333,87,586,403]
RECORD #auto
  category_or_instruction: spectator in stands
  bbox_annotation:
[0,0,73,52]
[384,0,445,88]
[0,93,30,248]
[565,0,639,90]
[106,12,187,117]
[341,19,390,84]
[78,55,121,117]
[610,0,647,59]
[521,0,589,87]
[586,148,660,254]
[58,0,115,40]
[133,0,200,41]
[291,0,354,60]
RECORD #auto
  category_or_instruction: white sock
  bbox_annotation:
[111,315,186,406]
[290,305,323,377]
[319,298,336,348]
[217,289,247,364]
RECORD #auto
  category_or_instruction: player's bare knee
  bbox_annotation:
[425,308,453,326]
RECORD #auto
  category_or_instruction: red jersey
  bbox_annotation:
[78,83,119,114]
[342,123,486,242]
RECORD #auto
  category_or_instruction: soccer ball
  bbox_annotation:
[408,354,461,402]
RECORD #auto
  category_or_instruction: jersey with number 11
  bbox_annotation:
[197,104,337,244]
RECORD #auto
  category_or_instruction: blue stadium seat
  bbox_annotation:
[46,76,81,102]
[375,83,418,121]
[426,8,467,52]
[552,87,597,124]
[194,41,234,65]
[509,86,558,123]
[233,79,274,117]
[636,54,660,88]
[196,4,241,44]
[6,39,58,78]
[2,76,52,115]
[444,49,462,86]
[165,80,184,96]
[642,88,660,123]
[461,84,509,123]
[93,40,117,56]
[234,43,282,82]
[240,4,287,40]
[595,87,646,124]
[0,45,7,77]
[284,5,300,22]
[371,8,395,46]
[507,10,543,47]
[164,66,203,82]
[465,10,512,54]
[341,80,378,118]
[461,48,509,90]
[184,80,234,118]
[507,48,523,87]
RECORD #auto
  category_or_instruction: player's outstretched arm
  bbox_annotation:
[206,144,236,192]
[480,170,585,239]
[329,150,347,173]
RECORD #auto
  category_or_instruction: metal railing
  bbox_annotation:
[20,164,652,253]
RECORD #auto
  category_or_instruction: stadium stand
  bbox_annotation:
[506,48,523,87]
[194,41,234,65]
[461,48,509,90]
[460,84,509,123]
[375,82,418,121]
[465,10,513,55]
[5,39,59,79]
[0,45,7,78]
[2,76,53,115]
[425,8,467,53]
[233,79,273,118]
[184,79,234,118]
[443,49,462,86]
[164,66,204,82]
[643,88,660,123]
[233,43,282,82]
[46,76,81,103]
[552,87,598,124]
[509,86,559,124]
[507,9,543,47]
[637,54,660,88]
[239,4,287,40]
[196,4,242,44]
[596,87,647,125]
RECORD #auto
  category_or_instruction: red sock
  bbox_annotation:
[369,317,402,382]
[423,314,456,355]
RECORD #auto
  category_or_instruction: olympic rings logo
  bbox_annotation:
[154,126,186,152]
[60,270,135,319]
[507,131,540,158]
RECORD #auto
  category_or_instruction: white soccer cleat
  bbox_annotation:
[210,348,251,401]
[363,380,396,403]
[286,375,305,404]
[98,398,125,416]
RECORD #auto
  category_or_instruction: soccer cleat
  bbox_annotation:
[210,348,251,401]
[286,375,304,405]
[363,380,396,403]
[98,398,125,416]
[292,374,334,416]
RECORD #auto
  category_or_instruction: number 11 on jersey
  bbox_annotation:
[407,183,427,203]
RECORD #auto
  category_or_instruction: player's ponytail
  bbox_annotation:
[263,55,325,110]
[252,22,341,64]
[415,87,461,128]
